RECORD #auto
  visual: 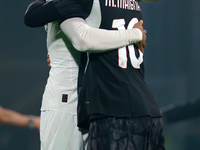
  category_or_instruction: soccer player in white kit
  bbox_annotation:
[24,0,145,149]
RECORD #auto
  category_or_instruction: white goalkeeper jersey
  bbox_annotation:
[41,21,81,114]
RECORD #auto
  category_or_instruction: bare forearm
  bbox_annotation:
[0,106,40,130]
[0,107,29,126]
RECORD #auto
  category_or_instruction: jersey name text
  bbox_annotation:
[105,0,140,11]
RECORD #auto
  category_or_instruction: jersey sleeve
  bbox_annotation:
[24,0,89,27]
[60,18,142,53]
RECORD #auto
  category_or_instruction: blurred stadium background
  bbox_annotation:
[1,0,200,149]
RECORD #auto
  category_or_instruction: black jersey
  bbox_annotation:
[77,0,162,129]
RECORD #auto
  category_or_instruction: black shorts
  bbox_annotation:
[87,116,165,150]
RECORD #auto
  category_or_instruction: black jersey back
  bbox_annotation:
[78,0,161,129]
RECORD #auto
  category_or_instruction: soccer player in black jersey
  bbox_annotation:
[77,1,165,149]
[24,0,165,149]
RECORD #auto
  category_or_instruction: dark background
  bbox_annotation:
[0,0,200,149]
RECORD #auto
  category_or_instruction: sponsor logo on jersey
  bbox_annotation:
[62,94,68,103]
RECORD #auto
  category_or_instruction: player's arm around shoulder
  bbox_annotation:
[24,0,88,27]
[60,18,145,53]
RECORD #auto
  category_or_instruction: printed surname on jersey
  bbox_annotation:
[105,0,141,11]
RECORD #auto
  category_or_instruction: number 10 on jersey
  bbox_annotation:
[112,18,143,69]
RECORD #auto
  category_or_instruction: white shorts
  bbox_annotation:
[40,110,88,150]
